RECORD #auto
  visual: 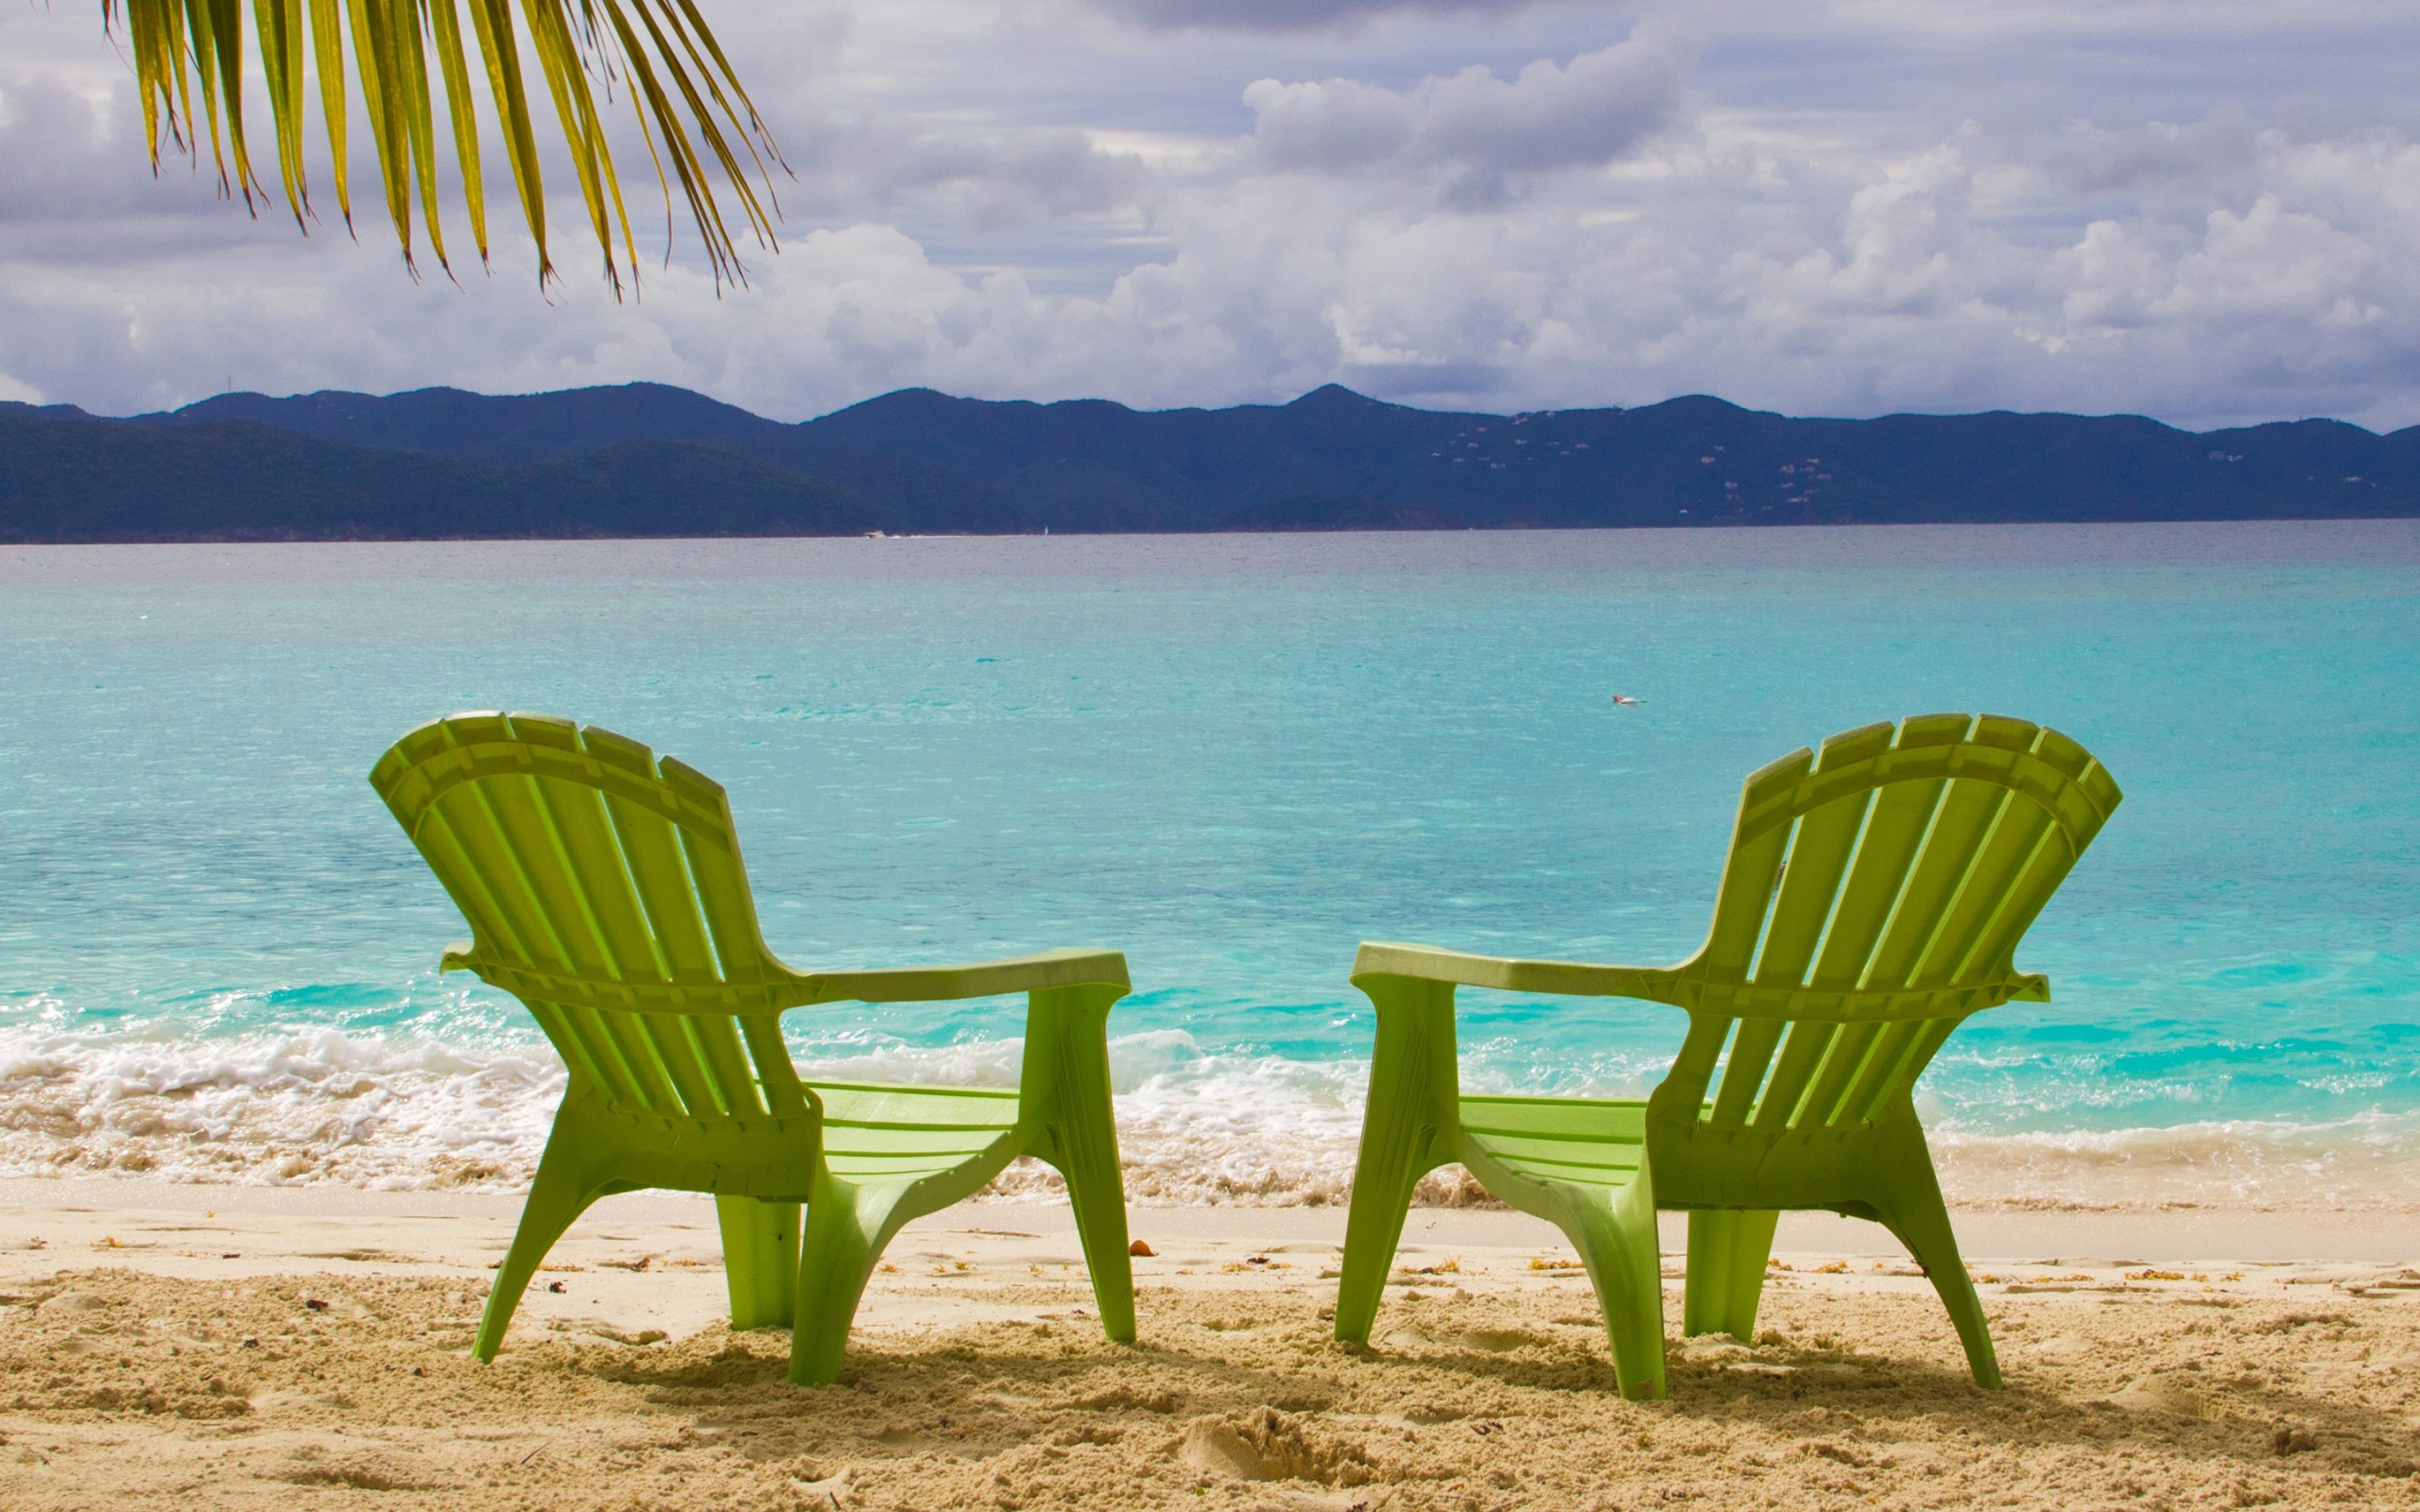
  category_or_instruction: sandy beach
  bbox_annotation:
[2,1179,2414,1510]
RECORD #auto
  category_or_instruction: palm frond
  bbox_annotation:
[103,0,786,293]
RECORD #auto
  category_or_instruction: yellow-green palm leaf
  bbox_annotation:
[105,0,784,293]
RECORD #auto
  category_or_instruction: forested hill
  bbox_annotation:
[5,381,2417,541]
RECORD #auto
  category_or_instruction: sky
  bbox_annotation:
[4,0,2420,428]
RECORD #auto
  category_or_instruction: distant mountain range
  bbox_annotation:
[5,381,2417,541]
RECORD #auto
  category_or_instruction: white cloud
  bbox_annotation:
[769,114,1151,233]
[1093,0,1539,34]
[6,0,2420,429]
[1241,26,1692,204]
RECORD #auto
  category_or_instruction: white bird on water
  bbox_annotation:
[1611,694,1645,709]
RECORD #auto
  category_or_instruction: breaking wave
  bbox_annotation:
[2,1017,2413,1213]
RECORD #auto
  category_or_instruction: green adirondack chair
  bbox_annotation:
[370,712,1137,1385]
[1332,713,2121,1399]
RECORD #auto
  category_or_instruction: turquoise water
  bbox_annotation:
[2,525,2414,1207]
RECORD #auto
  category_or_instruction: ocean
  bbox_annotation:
[3,524,2414,1213]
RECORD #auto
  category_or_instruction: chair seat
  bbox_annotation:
[1459,1093,1648,1193]
[810,1080,1024,1184]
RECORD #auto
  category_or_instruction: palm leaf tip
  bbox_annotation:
[106,0,787,292]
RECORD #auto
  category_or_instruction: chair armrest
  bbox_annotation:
[795,947,1131,1005]
[1351,940,1679,1003]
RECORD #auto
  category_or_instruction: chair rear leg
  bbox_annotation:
[476,1142,607,1362]
[1027,984,1136,1345]
[1563,1177,1668,1400]
[716,1196,801,1331]
[790,1180,909,1386]
[1683,1209,1779,1342]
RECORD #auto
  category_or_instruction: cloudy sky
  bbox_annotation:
[5,0,2419,427]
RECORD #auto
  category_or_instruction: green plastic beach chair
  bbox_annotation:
[371,712,1137,1384]
[1332,713,2121,1399]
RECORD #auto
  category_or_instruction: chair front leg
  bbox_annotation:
[1869,1129,2001,1388]
[1334,973,1459,1344]
[791,1177,912,1386]
[1560,1172,1669,1400]
[1026,982,1136,1344]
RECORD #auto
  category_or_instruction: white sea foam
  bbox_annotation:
[0,1022,562,1188]
[1,1022,2414,1213]
[1928,1110,2420,1212]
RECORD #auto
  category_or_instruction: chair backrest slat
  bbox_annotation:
[458,720,621,978]
[1793,1020,1883,1127]
[1659,1016,1736,1119]
[584,1002,686,1112]
[1955,817,2083,987]
[1808,774,1949,990]
[1845,1017,1958,1126]
[1752,791,1874,986]
[406,798,544,969]
[740,1016,814,1118]
[1837,1018,1929,1125]
[1749,1020,1838,1130]
[1668,714,2121,1137]
[1697,751,1808,979]
[662,757,771,988]
[636,1014,730,1116]
[529,777,668,986]
[1698,826,1792,979]
[1706,1018,1784,1129]
[688,1017,771,1116]
[1860,779,2014,989]
[525,1001,632,1104]
[372,713,808,1122]
[424,785,577,972]
[1913,801,2055,988]
[599,790,723,981]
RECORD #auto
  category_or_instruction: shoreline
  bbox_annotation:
[4,1174,2416,1269]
